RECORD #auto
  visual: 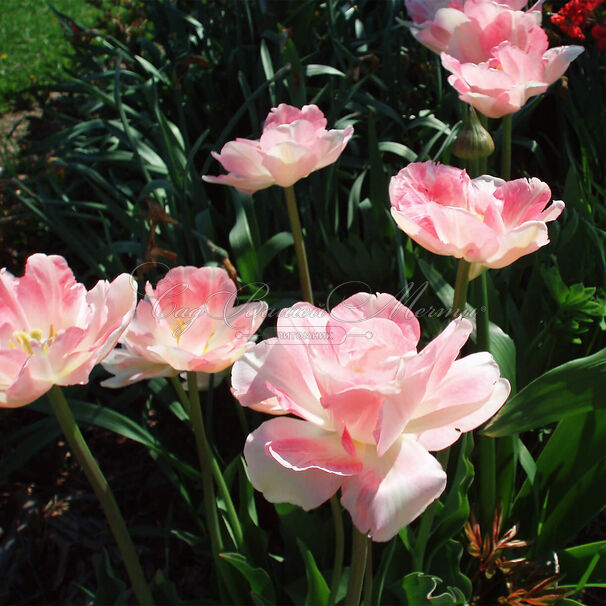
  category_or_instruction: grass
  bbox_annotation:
[0,0,102,113]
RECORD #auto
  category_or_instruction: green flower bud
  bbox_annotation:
[453,106,495,160]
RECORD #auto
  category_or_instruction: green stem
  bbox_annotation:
[187,372,244,553]
[479,436,496,531]
[476,272,490,353]
[187,372,223,555]
[413,448,451,570]
[501,114,512,181]
[345,528,369,606]
[47,386,154,606]
[284,185,314,304]
[170,375,190,416]
[329,495,345,606]
[452,259,472,319]
[364,541,373,606]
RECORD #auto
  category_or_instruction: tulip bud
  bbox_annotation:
[453,106,495,160]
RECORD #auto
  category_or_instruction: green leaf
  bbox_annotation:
[396,573,461,605]
[514,410,606,554]
[229,193,261,284]
[484,348,606,437]
[377,141,417,162]
[257,232,294,272]
[93,550,127,606]
[150,570,184,605]
[296,539,330,606]
[220,553,276,604]
[558,541,606,590]
[305,64,346,78]
[416,259,516,387]
[426,435,474,569]
[29,399,200,481]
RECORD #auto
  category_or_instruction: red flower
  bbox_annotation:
[551,0,606,44]
[592,23,606,48]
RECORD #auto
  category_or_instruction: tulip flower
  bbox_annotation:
[0,253,136,407]
[389,162,564,278]
[407,0,583,118]
[0,254,154,604]
[232,293,510,541]
[410,0,544,61]
[202,104,354,195]
[102,265,267,386]
[441,42,584,118]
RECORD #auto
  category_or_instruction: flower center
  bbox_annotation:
[8,325,56,355]
[172,318,189,343]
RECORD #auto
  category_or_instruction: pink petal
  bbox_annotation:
[101,347,177,387]
[406,352,511,449]
[328,292,420,351]
[260,141,319,187]
[414,378,511,451]
[484,221,548,269]
[542,45,584,84]
[0,350,29,407]
[202,173,276,195]
[231,337,329,426]
[244,417,344,510]
[493,177,552,228]
[341,436,447,542]
[15,254,87,332]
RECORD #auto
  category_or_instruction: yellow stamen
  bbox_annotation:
[202,331,216,354]
[172,318,189,344]
[13,331,34,355]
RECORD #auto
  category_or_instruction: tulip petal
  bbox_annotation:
[101,347,177,388]
[341,436,447,542]
[244,417,344,510]
[231,337,328,426]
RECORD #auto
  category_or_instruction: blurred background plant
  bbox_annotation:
[1,0,606,604]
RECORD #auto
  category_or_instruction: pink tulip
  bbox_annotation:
[411,0,545,61]
[409,0,583,117]
[0,254,136,407]
[232,293,510,541]
[441,42,584,118]
[202,104,354,195]
[389,161,564,277]
[102,266,267,387]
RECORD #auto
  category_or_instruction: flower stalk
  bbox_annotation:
[47,386,154,606]
[452,259,472,319]
[183,372,244,553]
[329,495,345,606]
[187,372,223,555]
[501,114,512,181]
[345,527,369,606]
[284,185,314,305]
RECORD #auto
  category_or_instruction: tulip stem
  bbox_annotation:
[186,373,244,553]
[284,185,314,304]
[345,527,369,606]
[452,259,471,319]
[329,495,345,606]
[364,540,373,606]
[501,114,512,181]
[187,372,223,555]
[475,272,496,530]
[170,375,190,416]
[413,447,451,570]
[47,386,154,606]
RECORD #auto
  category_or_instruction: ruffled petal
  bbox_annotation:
[244,417,344,510]
[341,436,447,542]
